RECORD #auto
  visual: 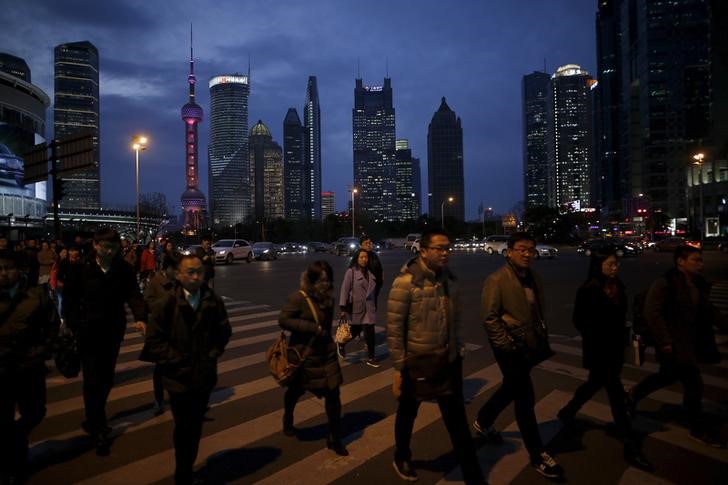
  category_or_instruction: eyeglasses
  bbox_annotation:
[511,247,536,255]
[424,246,450,253]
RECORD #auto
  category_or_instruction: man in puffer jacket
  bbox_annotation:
[387,228,483,484]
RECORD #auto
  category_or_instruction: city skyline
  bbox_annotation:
[1,0,597,219]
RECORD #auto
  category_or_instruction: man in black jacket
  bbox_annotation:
[62,228,147,455]
[0,250,60,483]
[145,254,231,484]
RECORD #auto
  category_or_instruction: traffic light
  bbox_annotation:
[53,178,67,202]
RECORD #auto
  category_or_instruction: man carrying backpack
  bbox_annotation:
[627,245,727,447]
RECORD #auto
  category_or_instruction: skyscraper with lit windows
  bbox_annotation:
[283,107,304,220]
[522,71,550,208]
[304,76,322,220]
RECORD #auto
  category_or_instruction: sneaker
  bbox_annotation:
[473,420,503,445]
[366,357,381,368]
[337,343,346,359]
[689,430,726,448]
[392,459,419,482]
[531,451,564,479]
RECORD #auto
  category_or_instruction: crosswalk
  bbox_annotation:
[25,295,728,484]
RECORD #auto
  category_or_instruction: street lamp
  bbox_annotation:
[692,152,704,239]
[132,135,148,243]
[441,196,453,230]
[351,188,358,237]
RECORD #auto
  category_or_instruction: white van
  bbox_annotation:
[404,233,421,251]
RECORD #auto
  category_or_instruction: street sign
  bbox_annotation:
[58,129,95,172]
[22,142,49,184]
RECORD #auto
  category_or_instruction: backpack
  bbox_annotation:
[266,290,319,387]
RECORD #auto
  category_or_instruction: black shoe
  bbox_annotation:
[557,407,576,427]
[473,420,503,445]
[392,459,418,482]
[153,400,165,416]
[365,357,381,368]
[624,448,654,471]
[531,451,564,479]
[95,433,111,456]
[326,438,349,456]
[282,415,297,437]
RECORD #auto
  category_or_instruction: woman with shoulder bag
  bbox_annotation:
[338,249,379,367]
[278,260,347,456]
[558,249,652,471]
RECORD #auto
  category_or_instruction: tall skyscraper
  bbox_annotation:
[283,108,304,220]
[394,139,421,220]
[179,32,207,234]
[353,78,396,222]
[304,76,322,220]
[321,191,335,218]
[522,71,550,208]
[249,120,284,221]
[54,41,100,209]
[208,74,250,226]
[547,64,595,209]
[427,97,464,222]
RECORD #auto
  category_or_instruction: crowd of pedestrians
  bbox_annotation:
[0,227,726,484]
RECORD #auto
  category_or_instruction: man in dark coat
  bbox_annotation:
[61,227,147,455]
[0,250,60,483]
[628,245,727,447]
[144,254,231,484]
[194,236,215,289]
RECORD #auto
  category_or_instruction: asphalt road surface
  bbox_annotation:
[26,247,728,484]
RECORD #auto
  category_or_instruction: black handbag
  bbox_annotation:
[404,347,452,400]
[508,321,554,366]
[54,321,81,378]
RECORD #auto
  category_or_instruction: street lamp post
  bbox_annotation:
[441,196,453,230]
[693,153,704,239]
[351,188,358,237]
[132,135,148,243]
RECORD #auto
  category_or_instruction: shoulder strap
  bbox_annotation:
[299,290,320,326]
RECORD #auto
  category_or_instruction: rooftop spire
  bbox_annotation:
[188,23,196,101]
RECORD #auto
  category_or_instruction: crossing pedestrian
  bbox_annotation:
[558,249,652,469]
[338,248,379,367]
[279,260,348,456]
[627,245,728,447]
[473,232,564,480]
[359,235,383,300]
[195,237,215,289]
[0,250,60,483]
[387,228,484,483]
[140,240,157,290]
[62,227,147,456]
[144,253,231,484]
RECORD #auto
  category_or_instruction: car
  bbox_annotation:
[334,237,360,256]
[212,239,253,264]
[484,235,510,256]
[181,244,201,256]
[577,238,639,257]
[534,244,558,259]
[453,239,469,250]
[653,236,701,252]
[404,233,421,251]
[410,238,421,253]
[306,241,331,253]
[252,242,278,260]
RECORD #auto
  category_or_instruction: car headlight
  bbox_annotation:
[263,249,269,253]
[349,243,355,249]
[218,250,226,255]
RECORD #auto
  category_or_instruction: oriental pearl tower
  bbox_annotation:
[180,27,207,234]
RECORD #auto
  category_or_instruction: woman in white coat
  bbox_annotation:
[338,249,379,367]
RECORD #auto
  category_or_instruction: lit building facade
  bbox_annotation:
[208,74,250,226]
[547,64,595,209]
[283,108,304,220]
[321,191,335,218]
[179,36,207,233]
[0,53,31,82]
[304,76,322,220]
[522,71,550,208]
[427,97,464,222]
[353,78,396,222]
[249,120,284,221]
[54,41,100,209]
[394,139,421,220]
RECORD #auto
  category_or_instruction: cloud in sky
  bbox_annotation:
[1,0,598,218]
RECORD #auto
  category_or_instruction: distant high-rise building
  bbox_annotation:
[547,64,595,209]
[179,31,207,233]
[304,76,322,220]
[522,71,550,208]
[249,120,284,221]
[208,74,250,226]
[427,97,464,222]
[54,41,100,209]
[394,139,420,220]
[321,191,335,218]
[353,78,396,222]
[0,52,31,82]
[283,108,305,220]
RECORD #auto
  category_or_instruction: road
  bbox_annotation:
[26,248,728,484]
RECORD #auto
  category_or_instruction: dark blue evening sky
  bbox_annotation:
[1,0,597,219]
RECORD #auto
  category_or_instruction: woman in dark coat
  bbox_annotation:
[558,249,651,470]
[279,260,347,456]
[338,249,379,366]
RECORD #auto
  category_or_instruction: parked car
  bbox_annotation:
[212,239,253,264]
[653,236,701,252]
[252,242,278,260]
[306,241,331,253]
[453,239,469,250]
[334,237,360,256]
[404,233,421,251]
[410,238,421,253]
[484,235,510,255]
[577,238,639,257]
[534,244,558,259]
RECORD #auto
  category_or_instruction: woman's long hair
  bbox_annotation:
[302,260,334,305]
[585,248,619,284]
[348,248,369,275]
